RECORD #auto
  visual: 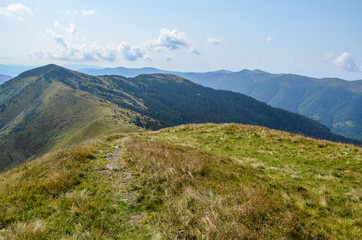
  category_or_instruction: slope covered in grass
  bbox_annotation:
[0,79,140,171]
[0,123,360,239]
[2,64,359,172]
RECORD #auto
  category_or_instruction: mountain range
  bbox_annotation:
[79,66,362,141]
[0,64,34,78]
[1,64,359,171]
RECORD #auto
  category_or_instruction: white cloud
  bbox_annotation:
[54,20,63,29]
[63,9,96,18]
[32,26,196,62]
[334,52,361,72]
[147,28,190,50]
[38,43,117,62]
[0,3,32,21]
[206,37,221,45]
[266,36,273,43]
[33,21,116,62]
[118,42,145,61]
[82,9,96,17]
[144,54,152,62]
[46,28,68,48]
[54,21,81,40]
[164,56,172,62]
[189,47,201,56]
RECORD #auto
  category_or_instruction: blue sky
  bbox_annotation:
[1,0,362,79]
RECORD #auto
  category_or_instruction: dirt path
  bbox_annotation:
[100,137,139,206]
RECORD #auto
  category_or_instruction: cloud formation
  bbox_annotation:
[62,9,96,18]
[32,24,197,62]
[33,21,116,61]
[334,52,361,72]
[118,42,145,61]
[35,43,117,62]
[147,28,190,50]
[32,42,117,62]
[46,29,68,48]
[82,9,96,17]
[189,47,201,55]
[122,27,195,60]
[54,21,81,40]
[206,37,221,45]
[266,36,274,43]
[0,3,32,21]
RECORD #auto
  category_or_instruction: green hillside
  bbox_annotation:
[0,66,141,171]
[1,64,360,171]
[43,65,358,144]
[179,70,362,141]
[0,123,360,239]
[79,66,362,141]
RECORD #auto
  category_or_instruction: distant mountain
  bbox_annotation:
[180,70,362,141]
[79,66,362,141]
[0,74,12,85]
[76,66,358,146]
[0,64,34,77]
[79,66,174,77]
[1,64,360,171]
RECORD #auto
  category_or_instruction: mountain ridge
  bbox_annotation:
[1,64,360,171]
[0,65,142,170]
[77,66,362,141]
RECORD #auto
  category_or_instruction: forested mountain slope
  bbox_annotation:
[180,70,362,141]
[79,66,362,141]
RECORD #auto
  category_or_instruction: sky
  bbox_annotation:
[1,0,362,80]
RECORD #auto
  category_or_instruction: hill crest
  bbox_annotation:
[0,123,360,239]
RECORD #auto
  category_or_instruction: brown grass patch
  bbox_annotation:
[124,137,321,239]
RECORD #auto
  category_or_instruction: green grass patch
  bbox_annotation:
[0,123,361,239]
[0,137,152,239]
[143,123,361,239]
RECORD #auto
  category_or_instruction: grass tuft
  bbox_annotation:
[1,219,48,240]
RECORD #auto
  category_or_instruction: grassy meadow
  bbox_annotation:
[0,123,361,239]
